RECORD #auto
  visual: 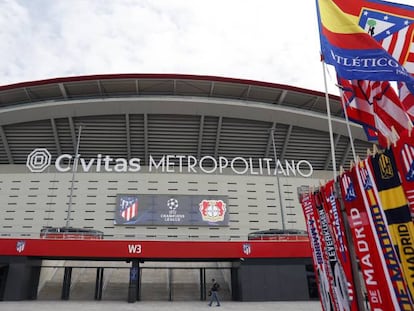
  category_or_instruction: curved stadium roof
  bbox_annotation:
[0,73,373,171]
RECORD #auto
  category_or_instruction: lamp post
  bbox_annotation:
[270,128,285,231]
[66,125,82,228]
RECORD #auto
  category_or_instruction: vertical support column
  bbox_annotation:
[94,267,104,300]
[200,268,206,301]
[168,268,172,301]
[231,267,239,301]
[0,266,9,300]
[61,267,72,300]
[28,265,41,300]
[127,260,140,303]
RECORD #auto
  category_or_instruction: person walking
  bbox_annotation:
[208,278,220,307]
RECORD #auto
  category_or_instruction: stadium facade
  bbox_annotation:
[0,74,373,302]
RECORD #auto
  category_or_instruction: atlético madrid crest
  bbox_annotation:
[199,200,226,222]
[243,243,251,255]
[16,240,26,253]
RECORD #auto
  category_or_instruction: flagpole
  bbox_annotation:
[322,60,366,310]
[270,128,285,231]
[322,60,337,180]
[336,85,358,164]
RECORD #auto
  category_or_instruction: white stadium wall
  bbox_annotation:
[0,164,332,240]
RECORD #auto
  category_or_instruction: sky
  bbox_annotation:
[1,0,413,95]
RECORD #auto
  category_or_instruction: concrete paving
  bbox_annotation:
[1,300,322,311]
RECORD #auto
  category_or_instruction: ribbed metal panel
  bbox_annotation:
[219,118,270,158]
[0,137,7,164]
[200,116,219,157]
[129,114,145,160]
[285,126,330,169]
[76,115,127,158]
[55,118,73,156]
[0,75,375,170]
[4,121,57,163]
[147,114,200,159]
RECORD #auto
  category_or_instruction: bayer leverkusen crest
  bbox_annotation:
[199,200,226,222]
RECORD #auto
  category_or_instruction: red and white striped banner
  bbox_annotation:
[301,190,336,311]
[320,180,358,311]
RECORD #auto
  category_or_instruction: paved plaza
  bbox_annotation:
[1,300,322,311]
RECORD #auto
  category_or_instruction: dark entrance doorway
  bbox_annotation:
[0,265,9,301]
[37,261,233,302]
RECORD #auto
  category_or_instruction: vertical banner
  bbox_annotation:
[314,190,344,311]
[391,129,414,220]
[358,160,413,310]
[340,167,397,311]
[320,180,358,311]
[369,149,414,300]
[300,190,335,311]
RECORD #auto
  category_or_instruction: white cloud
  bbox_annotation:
[0,0,413,95]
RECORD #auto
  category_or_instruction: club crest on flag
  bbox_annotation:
[359,166,373,191]
[358,9,414,41]
[401,143,414,181]
[16,240,25,253]
[342,175,356,201]
[243,243,251,255]
[378,153,394,180]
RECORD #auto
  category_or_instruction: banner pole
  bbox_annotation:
[321,60,365,310]
[336,85,358,163]
[321,61,337,180]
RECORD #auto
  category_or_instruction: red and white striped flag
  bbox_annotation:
[398,82,414,120]
[338,78,411,146]
[380,23,414,75]
[369,8,414,121]
[391,129,414,219]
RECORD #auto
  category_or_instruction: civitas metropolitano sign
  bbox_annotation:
[26,148,313,177]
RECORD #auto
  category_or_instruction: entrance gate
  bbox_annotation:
[37,262,233,302]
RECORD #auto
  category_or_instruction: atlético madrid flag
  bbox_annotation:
[391,129,414,219]
[354,0,414,74]
[316,0,414,83]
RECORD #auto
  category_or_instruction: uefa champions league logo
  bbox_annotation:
[160,198,185,222]
[26,148,52,172]
[167,198,179,211]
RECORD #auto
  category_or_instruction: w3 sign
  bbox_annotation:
[128,244,142,254]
